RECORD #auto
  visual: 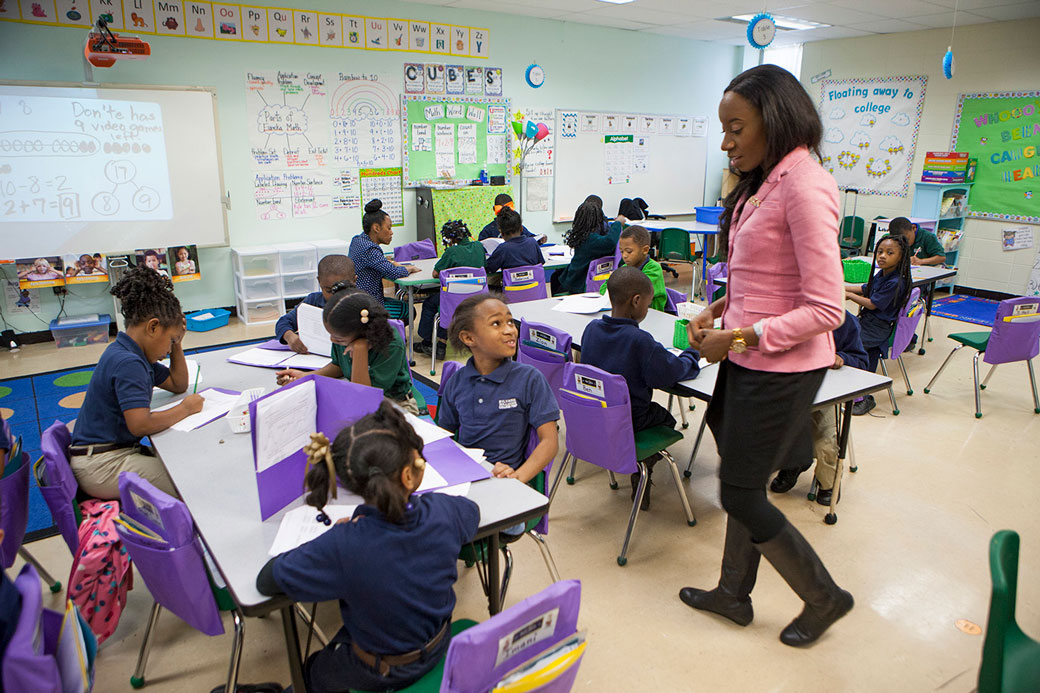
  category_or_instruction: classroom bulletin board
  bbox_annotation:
[951,91,1040,224]
[400,94,511,187]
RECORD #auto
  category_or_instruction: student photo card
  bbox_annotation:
[135,248,171,277]
[168,244,201,282]
[62,252,108,284]
[16,256,66,289]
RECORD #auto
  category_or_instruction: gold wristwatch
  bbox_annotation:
[729,328,748,354]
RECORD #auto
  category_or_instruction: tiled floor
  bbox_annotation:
[6,284,1040,692]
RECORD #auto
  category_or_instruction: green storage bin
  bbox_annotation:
[842,258,872,283]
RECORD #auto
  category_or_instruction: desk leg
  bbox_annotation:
[487,534,501,615]
[919,282,935,355]
[699,233,709,300]
[683,413,708,479]
[281,605,307,693]
[825,402,854,525]
[407,286,416,366]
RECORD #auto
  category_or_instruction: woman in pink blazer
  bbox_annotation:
[680,65,852,647]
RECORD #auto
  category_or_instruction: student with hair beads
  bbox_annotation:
[416,220,486,359]
[257,401,480,693]
[276,287,419,414]
[70,267,203,498]
[349,199,419,306]
[477,193,545,243]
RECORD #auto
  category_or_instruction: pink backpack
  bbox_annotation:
[67,499,133,643]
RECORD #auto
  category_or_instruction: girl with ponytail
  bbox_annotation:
[256,401,479,692]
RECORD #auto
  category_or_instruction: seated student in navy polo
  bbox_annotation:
[348,199,419,305]
[257,402,479,692]
[477,193,546,243]
[71,268,204,499]
[485,208,545,275]
[275,255,355,354]
[437,294,559,484]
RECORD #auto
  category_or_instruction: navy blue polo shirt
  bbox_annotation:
[275,291,325,341]
[72,333,170,446]
[581,316,700,431]
[478,220,535,241]
[271,493,479,655]
[438,359,559,469]
[834,310,868,370]
[485,236,545,274]
[349,233,408,304]
[861,270,904,323]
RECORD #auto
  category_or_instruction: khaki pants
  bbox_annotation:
[811,407,840,491]
[397,392,421,416]
[71,446,178,500]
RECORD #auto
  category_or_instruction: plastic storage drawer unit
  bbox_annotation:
[282,272,318,298]
[232,246,279,278]
[237,297,284,325]
[276,242,318,274]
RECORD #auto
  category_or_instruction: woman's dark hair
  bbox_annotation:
[441,219,471,245]
[563,202,604,249]
[496,208,523,237]
[866,234,912,315]
[304,400,424,524]
[110,266,182,327]
[718,65,823,258]
[448,292,504,353]
[323,287,393,354]
[362,199,390,235]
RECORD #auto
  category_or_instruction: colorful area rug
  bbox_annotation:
[932,295,1000,327]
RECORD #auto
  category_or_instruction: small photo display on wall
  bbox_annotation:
[16,256,66,289]
[135,248,171,277]
[168,245,201,282]
[63,253,108,284]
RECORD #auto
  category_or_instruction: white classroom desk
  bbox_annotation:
[393,247,575,364]
[636,219,719,298]
[150,345,548,692]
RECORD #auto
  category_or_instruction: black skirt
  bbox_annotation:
[706,360,826,489]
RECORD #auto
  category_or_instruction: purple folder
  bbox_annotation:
[258,338,292,350]
[248,374,385,520]
[416,438,491,493]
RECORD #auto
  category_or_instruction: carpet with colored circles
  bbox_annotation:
[2,341,441,541]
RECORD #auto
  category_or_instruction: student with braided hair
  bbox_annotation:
[415,219,486,358]
[256,400,479,693]
[276,287,419,414]
[70,267,202,498]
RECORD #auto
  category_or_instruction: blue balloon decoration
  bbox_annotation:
[524,120,538,139]
[942,47,955,79]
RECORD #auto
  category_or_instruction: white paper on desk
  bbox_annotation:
[228,347,291,367]
[268,503,357,556]
[255,379,317,473]
[458,445,489,466]
[415,462,449,493]
[170,388,241,431]
[297,303,333,358]
[279,353,332,370]
[404,412,454,445]
[552,293,611,315]
[154,358,202,393]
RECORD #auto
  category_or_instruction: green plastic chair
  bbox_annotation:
[658,228,694,263]
[978,530,1040,693]
[839,216,865,258]
[352,620,478,693]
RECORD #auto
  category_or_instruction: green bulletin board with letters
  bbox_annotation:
[951,91,1040,224]
[401,95,511,187]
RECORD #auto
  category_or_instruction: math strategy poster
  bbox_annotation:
[818,75,927,196]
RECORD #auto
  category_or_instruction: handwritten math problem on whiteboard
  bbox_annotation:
[0,95,173,223]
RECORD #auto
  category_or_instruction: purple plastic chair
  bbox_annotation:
[663,288,686,316]
[517,319,572,408]
[116,472,243,691]
[393,238,437,262]
[440,580,584,693]
[502,264,548,304]
[925,296,1040,418]
[584,256,615,293]
[876,287,924,415]
[35,421,81,555]
[705,261,727,302]
[552,363,695,566]
[431,267,488,376]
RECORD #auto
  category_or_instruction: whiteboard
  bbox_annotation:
[0,82,227,258]
[552,109,707,222]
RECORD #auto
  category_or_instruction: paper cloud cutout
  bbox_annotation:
[829,107,846,120]
[879,135,904,154]
[824,128,844,144]
[849,131,871,149]
[860,114,877,127]
[890,112,911,126]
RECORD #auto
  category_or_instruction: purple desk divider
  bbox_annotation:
[258,338,292,351]
[248,374,385,520]
[415,438,491,493]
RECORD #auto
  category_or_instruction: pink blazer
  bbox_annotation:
[722,146,845,373]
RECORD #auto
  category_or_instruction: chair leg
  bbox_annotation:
[499,545,513,605]
[1029,360,1040,414]
[17,548,61,592]
[617,462,648,567]
[879,359,899,415]
[973,351,984,418]
[565,454,578,485]
[924,344,963,394]
[549,452,570,505]
[683,413,709,479]
[296,602,329,648]
[607,470,618,490]
[661,451,696,527]
[897,355,913,395]
[848,429,858,473]
[224,609,244,693]
[429,314,439,376]
[980,364,997,390]
[526,530,562,583]
[130,602,162,688]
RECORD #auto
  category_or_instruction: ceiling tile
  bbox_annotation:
[846,18,930,32]
[490,0,604,11]
[904,10,999,26]
[920,0,1032,8]
[781,4,887,24]
[782,24,875,39]
[968,2,1040,20]
[607,0,711,17]
[828,0,950,19]
[445,0,572,18]
[576,4,711,26]
[554,12,656,30]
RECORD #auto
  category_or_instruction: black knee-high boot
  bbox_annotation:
[679,518,761,626]
[756,522,854,647]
